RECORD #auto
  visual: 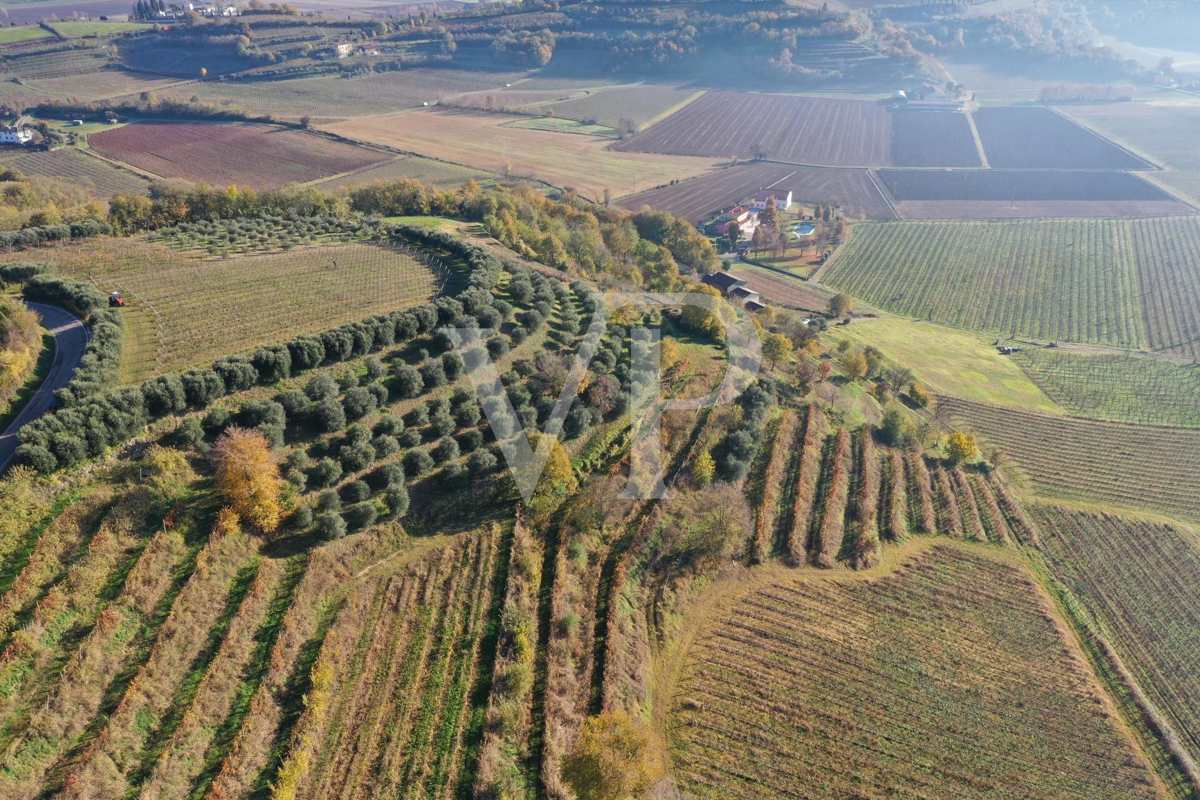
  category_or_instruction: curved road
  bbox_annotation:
[0,302,89,472]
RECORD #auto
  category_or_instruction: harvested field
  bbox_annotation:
[669,544,1162,798]
[0,236,438,381]
[1063,102,1200,205]
[615,91,891,166]
[1130,215,1200,357]
[159,69,529,120]
[321,107,721,201]
[890,110,982,167]
[312,156,491,191]
[1013,348,1200,427]
[538,84,704,129]
[0,148,150,198]
[877,168,1194,222]
[732,264,832,311]
[618,162,896,223]
[973,106,1153,170]
[938,395,1200,520]
[823,219,1148,349]
[88,121,388,189]
[1033,503,1200,770]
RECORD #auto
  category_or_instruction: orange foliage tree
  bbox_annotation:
[212,427,283,533]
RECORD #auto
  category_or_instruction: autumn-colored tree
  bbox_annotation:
[843,351,868,380]
[758,196,780,234]
[945,431,979,464]
[561,709,661,800]
[762,333,793,371]
[828,292,852,318]
[909,382,932,409]
[660,337,681,371]
[525,433,578,516]
[679,284,727,343]
[213,427,283,533]
[692,450,715,488]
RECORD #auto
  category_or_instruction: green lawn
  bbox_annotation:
[0,26,52,44]
[503,116,618,138]
[48,21,153,38]
[825,317,1062,414]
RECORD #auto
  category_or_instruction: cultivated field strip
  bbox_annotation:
[1013,348,1200,427]
[1130,216,1200,357]
[670,546,1163,798]
[138,557,288,799]
[823,219,1150,348]
[973,106,1153,170]
[617,162,896,223]
[0,148,150,198]
[890,110,982,168]
[938,396,1200,521]
[89,121,389,190]
[55,525,260,797]
[0,516,189,797]
[1033,504,1200,768]
[615,92,891,166]
[752,410,798,564]
[272,527,499,799]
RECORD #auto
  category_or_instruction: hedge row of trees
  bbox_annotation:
[6,265,127,408]
[718,381,775,482]
[12,225,501,474]
[0,219,112,249]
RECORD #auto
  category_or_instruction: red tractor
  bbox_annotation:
[109,291,125,308]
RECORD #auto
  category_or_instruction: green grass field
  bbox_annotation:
[670,543,1162,798]
[826,318,1061,413]
[824,218,1200,355]
[0,26,52,44]
[1014,348,1200,427]
[48,21,152,38]
[503,116,617,137]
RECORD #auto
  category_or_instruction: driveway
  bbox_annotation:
[0,302,89,472]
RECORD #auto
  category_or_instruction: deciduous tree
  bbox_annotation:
[212,427,283,533]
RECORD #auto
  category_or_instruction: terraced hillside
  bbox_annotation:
[669,544,1164,798]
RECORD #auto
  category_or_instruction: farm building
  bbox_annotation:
[754,189,793,211]
[335,42,355,59]
[703,271,749,297]
[0,124,32,145]
[729,285,762,306]
[715,205,759,239]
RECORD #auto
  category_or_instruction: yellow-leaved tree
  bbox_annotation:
[561,708,661,800]
[213,427,283,533]
[525,433,578,517]
[945,431,979,465]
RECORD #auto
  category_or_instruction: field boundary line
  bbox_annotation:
[964,110,991,169]
[863,168,899,219]
[1044,104,1162,171]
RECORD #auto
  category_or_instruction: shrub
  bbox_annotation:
[239,400,286,429]
[399,429,423,447]
[290,505,313,530]
[419,359,447,388]
[315,510,347,540]
[203,407,232,434]
[364,355,386,380]
[368,461,405,490]
[372,434,400,459]
[142,375,187,416]
[374,413,403,436]
[405,406,429,428]
[385,485,410,516]
[486,336,510,359]
[317,488,342,512]
[432,437,460,463]
[394,364,424,398]
[336,372,358,392]
[344,423,372,448]
[309,457,343,488]
[340,442,375,473]
[15,444,56,473]
[342,387,377,420]
[442,352,464,381]
[213,357,258,393]
[305,372,338,402]
[404,448,434,476]
[343,502,378,532]
[341,480,371,503]
[366,381,389,408]
[430,412,456,438]
[459,428,484,452]
[455,402,482,428]
[275,390,310,419]
[468,448,497,475]
[181,369,226,408]
[313,398,347,432]
[170,417,205,449]
[252,344,292,384]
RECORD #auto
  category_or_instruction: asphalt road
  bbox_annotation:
[0,302,89,473]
